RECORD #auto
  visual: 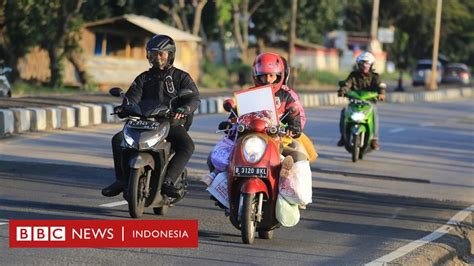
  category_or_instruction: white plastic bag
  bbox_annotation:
[275,194,300,227]
[206,172,229,208]
[279,160,313,205]
[210,137,235,172]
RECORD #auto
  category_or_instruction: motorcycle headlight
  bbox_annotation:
[350,112,365,122]
[242,136,266,163]
[123,128,137,148]
[144,126,167,148]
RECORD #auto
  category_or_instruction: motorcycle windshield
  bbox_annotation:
[126,100,169,118]
[347,90,378,101]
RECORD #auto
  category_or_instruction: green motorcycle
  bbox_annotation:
[342,90,379,162]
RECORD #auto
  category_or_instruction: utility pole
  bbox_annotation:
[288,0,297,88]
[370,0,380,42]
[428,0,442,90]
[369,0,382,62]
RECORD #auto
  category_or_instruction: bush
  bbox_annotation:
[200,60,229,89]
[295,68,348,87]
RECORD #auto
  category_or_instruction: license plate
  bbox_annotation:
[234,166,268,178]
[128,120,160,130]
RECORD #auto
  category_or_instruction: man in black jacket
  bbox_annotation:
[102,35,200,198]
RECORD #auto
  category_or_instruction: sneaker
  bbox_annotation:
[101,181,124,197]
[337,137,345,147]
[162,181,183,198]
[280,156,294,179]
[371,139,380,150]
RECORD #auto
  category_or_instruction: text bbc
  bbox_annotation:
[17,226,66,241]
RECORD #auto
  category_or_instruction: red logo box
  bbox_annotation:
[9,220,198,248]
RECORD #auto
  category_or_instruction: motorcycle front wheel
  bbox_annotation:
[128,168,147,218]
[352,134,361,163]
[241,193,257,244]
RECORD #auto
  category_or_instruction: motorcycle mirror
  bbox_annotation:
[287,104,299,116]
[109,87,124,97]
[223,98,236,112]
[178,88,195,98]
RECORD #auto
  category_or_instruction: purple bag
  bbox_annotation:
[210,137,235,172]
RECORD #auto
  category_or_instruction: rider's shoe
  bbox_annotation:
[101,181,125,197]
[371,139,380,150]
[337,136,345,147]
[162,180,184,198]
[210,195,227,210]
[280,156,294,179]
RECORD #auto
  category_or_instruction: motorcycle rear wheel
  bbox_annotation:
[352,135,361,163]
[241,193,257,244]
[128,168,147,218]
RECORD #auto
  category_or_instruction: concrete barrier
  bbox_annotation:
[0,109,14,137]
[72,104,90,127]
[101,104,116,123]
[0,86,471,139]
[83,103,102,125]
[45,107,61,129]
[199,99,208,114]
[28,108,47,131]
[10,108,31,133]
[58,106,76,129]
[207,98,217,114]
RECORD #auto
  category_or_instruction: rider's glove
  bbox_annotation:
[218,121,232,130]
[174,106,191,120]
[113,106,128,118]
[287,125,301,138]
[176,106,191,115]
[338,87,348,97]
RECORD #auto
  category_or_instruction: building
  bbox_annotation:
[17,14,202,89]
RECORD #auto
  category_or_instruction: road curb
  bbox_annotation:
[0,87,472,138]
[382,207,473,265]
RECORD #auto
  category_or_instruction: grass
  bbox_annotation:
[12,81,98,96]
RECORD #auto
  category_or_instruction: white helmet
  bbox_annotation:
[356,51,375,71]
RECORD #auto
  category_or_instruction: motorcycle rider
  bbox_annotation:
[337,51,385,150]
[208,52,307,181]
[101,34,200,198]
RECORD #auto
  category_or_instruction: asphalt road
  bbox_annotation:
[0,98,473,265]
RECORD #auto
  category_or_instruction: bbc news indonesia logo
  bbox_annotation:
[9,220,198,248]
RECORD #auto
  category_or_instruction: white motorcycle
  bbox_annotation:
[0,67,12,97]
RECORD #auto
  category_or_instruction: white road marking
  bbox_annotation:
[420,122,435,127]
[366,204,474,265]
[389,127,406,133]
[100,200,127,207]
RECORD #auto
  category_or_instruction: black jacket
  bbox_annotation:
[125,66,200,129]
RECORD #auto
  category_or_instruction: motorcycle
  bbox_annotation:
[339,87,379,162]
[221,98,298,244]
[0,66,12,97]
[109,87,194,218]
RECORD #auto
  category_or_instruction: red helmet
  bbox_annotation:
[252,52,284,93]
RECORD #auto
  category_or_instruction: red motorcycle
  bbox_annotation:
[222,99,297,244]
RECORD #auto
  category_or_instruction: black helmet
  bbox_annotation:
[146,35,176,69]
